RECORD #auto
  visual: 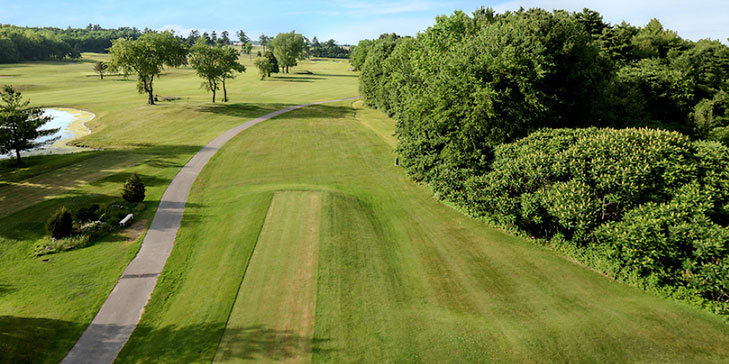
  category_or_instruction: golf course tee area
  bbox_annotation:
[1,53,729,363]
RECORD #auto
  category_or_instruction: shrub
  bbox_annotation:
[122,173,145,203]
[464,127,729,313]
[46,206,73,239]
[76,204,100,222]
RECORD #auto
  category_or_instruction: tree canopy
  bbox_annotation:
[108,31,188,105]
[0,86,56,164]
[270,31,305,73]
[189,41,245,102]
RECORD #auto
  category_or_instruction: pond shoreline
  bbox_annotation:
[0,107,96,159]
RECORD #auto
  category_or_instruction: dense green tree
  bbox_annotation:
[186,30,200,45]
[122,173,145,203]
[92,61,108,79]
[0,86,56,164]
[219,30,231,46]
[253,55,274,79]
[270,31,305,73]
[218,47,245,102]
[108,31,188,105]
[46,206,73,239]
[258,34,270,52]
[189,42,245,102]
[349,39,373,71]
[189,41,223,102]
[237,30,249,46]
[309,37,349,58]
[631,19,686,59]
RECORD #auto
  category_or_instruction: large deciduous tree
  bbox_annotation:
[189,42,245,103]
[0,86,56,165]
[259,34,270,52]
[237,30,249,46]
[270,31,305,73]
[108,31,188,105]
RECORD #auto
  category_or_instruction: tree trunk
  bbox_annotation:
[222,78,228,102]
[14,148,21,165]
[147,76,155,105]
[210,78,216,103]
[100,73,104,80]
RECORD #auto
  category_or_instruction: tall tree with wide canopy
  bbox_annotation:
[259,34,270,52]
[189,42,245,102]
[237,30,249,46]
[0,86,56,165]
[108,31,188,105]
[219,46,246,102]
[270,31,305,73]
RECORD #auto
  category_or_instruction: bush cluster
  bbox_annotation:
[38,174,146,256]
[462,128,729,312]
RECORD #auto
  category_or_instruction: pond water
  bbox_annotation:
[1,108,95,159]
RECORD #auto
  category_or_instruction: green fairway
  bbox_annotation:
[214,191,322,364]
[114,100,729,363]
[0,53,357,363]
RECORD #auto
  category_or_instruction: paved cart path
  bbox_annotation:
[61,97,360,364]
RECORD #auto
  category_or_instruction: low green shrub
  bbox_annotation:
[463,127,729,314]
[34,234,91,256]
[122,173,145,204]
[46,206,73,239]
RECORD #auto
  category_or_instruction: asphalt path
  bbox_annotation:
[61,97,360,364]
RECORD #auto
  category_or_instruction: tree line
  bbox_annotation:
[0,24,143,62]
[353,8,729,315]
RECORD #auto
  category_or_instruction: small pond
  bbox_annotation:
[1,108,95,159]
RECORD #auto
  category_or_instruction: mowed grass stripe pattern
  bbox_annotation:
[214,191,322,364]
[114,101,729,363]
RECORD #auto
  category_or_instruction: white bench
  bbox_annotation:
[119,213,134,226]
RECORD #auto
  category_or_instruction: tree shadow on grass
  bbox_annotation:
[315,73,358,78]
[215,325,334,361]
[121,323,334,362]
[197,103,293,120]
[200,102,354,123]
[271,75,323,81]
[0,315,84,364]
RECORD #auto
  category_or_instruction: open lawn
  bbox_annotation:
[0,53,357,363]
[115,100,729,363]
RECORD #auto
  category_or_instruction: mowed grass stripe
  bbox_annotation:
[0,151,145,218]
[214,191,322,364]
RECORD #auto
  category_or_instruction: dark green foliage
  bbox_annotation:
[0,24,142,63]
[0,86,57,164]
[462,128,729,313]
[309,37,349,58]
[270,31,305,73]
[123,173,145,203]
[46,206,72,239]
[108,31,189,105]
[349,39,372,70]
[76,204,100,222]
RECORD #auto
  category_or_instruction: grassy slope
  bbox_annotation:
[0,53,357,363]
[117,101,729,363]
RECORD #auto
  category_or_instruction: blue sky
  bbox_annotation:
[1,1,727,45]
